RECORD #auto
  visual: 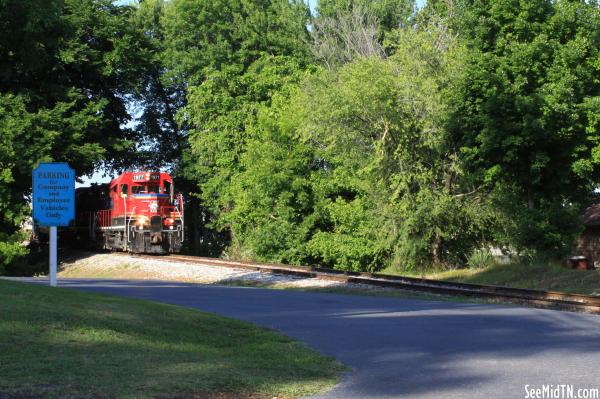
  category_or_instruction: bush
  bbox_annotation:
[4,242,47,277]
[467,248,496,269]
[0,232,28,275]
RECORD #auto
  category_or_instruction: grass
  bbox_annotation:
[383,261,600,296]
[0,279,344,399]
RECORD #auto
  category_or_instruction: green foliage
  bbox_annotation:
[0,0,155,267]
[0,92,106,267]
[0,231,27,273]
[446,0,600,255]
[219,26,496,271]
[490,186,584,256]
[147,0,600,269]
[162,0,311,86]
[186,56,310,216]
[128,0,186,168]
[467,248,496,269]
[306,194,391,271]
[175,0,312,217]
[2,0,598,272]
[205,0,599,270]
[209,79,314,263]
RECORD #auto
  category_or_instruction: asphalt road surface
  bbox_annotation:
[23,279,600,398]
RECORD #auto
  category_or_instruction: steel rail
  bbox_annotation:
[126,253,600,314]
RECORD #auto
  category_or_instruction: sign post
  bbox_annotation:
[32,163,75,287]
[50,226,57,286]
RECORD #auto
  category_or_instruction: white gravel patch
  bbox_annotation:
[59,252,347,289]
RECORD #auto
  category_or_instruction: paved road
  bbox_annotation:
[23,279,600,398]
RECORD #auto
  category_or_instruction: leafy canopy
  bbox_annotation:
[0,0,154,267]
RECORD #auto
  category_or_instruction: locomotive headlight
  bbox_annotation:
[164,218,175,226]
[164,217,176,230]
[136,216,149,227]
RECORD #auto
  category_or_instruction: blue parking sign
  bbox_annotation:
[32,163,75,227]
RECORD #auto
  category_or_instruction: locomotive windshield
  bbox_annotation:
[132,185,160,194]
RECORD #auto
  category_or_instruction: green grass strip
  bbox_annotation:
[389,261,600,296]
[0,280,343,399]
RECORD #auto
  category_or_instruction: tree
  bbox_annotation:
[444,0,600,254]
[220,83,316,263]
[185,55,310,223]
[0,0,154,268]
[316,0,414,33]
[171,0,313,225]
[223,25,494,270]
[311,0,416,69]
[311,4,386,69]
[302,29,492,269]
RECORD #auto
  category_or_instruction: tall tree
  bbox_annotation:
[444,0,600,254]
[169,0,313,227]
[0,0,153,268]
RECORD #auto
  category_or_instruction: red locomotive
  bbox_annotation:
[75,171,184,254]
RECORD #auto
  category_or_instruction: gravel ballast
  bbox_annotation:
[58,252,350,289]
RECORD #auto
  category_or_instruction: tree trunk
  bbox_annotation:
[527,183,534,210]
[432,234,442,264]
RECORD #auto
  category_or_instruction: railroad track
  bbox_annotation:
[127,253,600,314]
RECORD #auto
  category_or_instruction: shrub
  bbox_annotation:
[467,248,496,269]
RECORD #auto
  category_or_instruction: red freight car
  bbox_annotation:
[78,171,184,254]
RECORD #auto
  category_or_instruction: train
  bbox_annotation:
[71,171,184,254]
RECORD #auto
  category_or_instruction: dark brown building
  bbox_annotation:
[577,202,600,268]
